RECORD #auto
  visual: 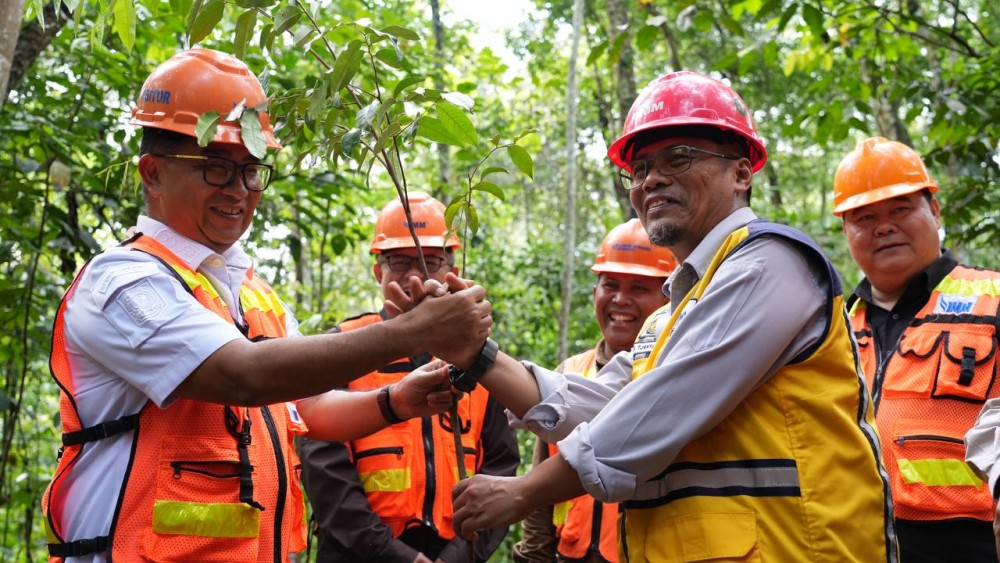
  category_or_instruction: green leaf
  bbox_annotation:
[111,0,136,52]
[189,0,225,45]
[585,39,607,66]
[801,4,825,39]
[195,112,220,147]
[445,196,465,230]
[416,116,463,145]
[274,5,302,34]
[329,40,364,92]
[393,74,425,97]
[234,0,276,6]
[608,33,627,65]
[468,204,480,235]
[356,101,380,129]
[436,101,478,146]
[507,144,533,179]
[442,92,475,111]
[472,181,505,201]
[234,10,257,60]
[373,121,403,153]
[375,47,405,69]
[342,128,363,157]
[380,25,420,41]
[240,109,267,159]
[293,27,314,47]
[480,166,508,178]
[635,25,659,51]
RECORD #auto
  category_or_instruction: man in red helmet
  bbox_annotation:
[41,49,491,562]
[834,137,1000,563]
[438,71,897,561]
[513,219,673,563]
[300,193,518,563]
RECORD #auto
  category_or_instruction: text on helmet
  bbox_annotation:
[403,221,427,229]
[141,88,172,105]
[612,243,652,252]
[633,101,664,122]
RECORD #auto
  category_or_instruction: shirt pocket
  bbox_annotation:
[352,427,415,523]
[889,418,991,516]
[141,435,260,562]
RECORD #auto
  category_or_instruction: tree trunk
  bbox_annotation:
[5,2,68,106]
[558,0,585,362]
[605,0,636,216]
[0,0,25,107]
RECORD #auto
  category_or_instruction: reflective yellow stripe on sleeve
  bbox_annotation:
[152,500,260,538]
[897,458,984,486]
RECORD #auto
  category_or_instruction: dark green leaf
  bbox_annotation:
[329,40,364,92]
[195,112,220,147]
[635,25,659,51]
[585,40,607,66]
[274,5,302,34]
[801,4,825,39]
[480,166,508,178]
[416,116,463,145]
[445,196,465,230]
[472,181,505,201]
[356,101,379,129]
[394,74,425,97]
[380,25,420,41]
[189,0,225,45]
[234,10,257,60]
[507,144,533,179]
[342,128,363,157]
[468,204,480,235]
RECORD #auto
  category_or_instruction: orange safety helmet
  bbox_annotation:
[129,48,280,149]
[592,219,677,278]
[832,136,938,216]
[371,192,461,253]
[608,71,767,173]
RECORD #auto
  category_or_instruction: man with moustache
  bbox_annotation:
[442,71,898,561]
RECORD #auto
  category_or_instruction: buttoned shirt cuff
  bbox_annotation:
[557,423,637,503]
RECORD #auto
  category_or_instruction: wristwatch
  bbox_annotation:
[448,338,499,392]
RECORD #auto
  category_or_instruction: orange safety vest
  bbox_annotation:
[42,234,308,562]
[550,348,619,563]
[337,312,491,540]
[850,263,1000,522]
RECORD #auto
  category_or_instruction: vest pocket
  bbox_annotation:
[643,511,760,562]
[889,327,997,400]
[354,432,414,526]
[889,418,992,516]
[142,436,260,562]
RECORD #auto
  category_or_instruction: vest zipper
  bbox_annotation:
[261,406,287,563]
[421,415,437,530]
[869,326,909,415]
[353,446,404,460]
[894,434,964,446]
[170,460,241,479]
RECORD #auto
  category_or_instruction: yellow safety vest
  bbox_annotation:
[623,221,896,563]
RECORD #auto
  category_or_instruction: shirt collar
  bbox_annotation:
[667,207,757,299]
[135,215,252,272]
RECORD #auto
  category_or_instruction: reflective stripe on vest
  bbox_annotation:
[338,312,489,540]
[43,234,306,561]
[622,221,896,563]
[850,263,1000,521]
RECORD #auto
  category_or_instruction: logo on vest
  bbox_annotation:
[116,279,167,324]
[934,294,977,315]
[632,307,671,361]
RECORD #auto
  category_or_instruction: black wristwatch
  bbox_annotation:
[448,338,499,392]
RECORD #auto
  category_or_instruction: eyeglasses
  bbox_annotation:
[619,145,739,190]
[154,154,274,192]
[380,254,452,273]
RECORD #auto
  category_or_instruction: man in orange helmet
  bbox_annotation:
[299,192,519,563]
[438,71,897,561]
[41,49,491,562]
[513,218,673,563]
[834,136,1000,563]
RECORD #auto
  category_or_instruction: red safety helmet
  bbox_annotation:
[592,219,677,278]
[833,137,938,216]
[371,192,461,253]
[608,71,767,172]
[130,48,280,149]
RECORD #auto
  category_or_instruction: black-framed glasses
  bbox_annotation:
[619,145,739,190]
[380,254,452,273]
[154,154,274,192]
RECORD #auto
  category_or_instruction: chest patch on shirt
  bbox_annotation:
[116,278,167,324]
[632,308,671,361]
[934,294,977,315]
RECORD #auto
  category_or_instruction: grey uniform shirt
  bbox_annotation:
[509,208,832,503]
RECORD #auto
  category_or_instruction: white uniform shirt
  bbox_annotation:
[510,208,831,503]
[966,398,1000,499]
[55,216,300,562]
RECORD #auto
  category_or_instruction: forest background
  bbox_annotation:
[1,0,998,560]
